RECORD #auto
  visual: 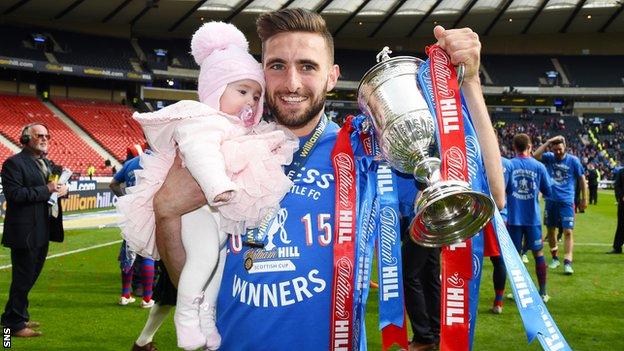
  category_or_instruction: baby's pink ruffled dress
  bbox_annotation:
[117,100,298,259]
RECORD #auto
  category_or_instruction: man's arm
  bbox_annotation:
[109,179,125,197]
[533,135,564,161]
[578,174,588,211]
[539,164,552,198]
[434,26,505,210]
[1,158,54,203]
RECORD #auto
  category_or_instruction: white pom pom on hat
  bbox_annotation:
[190,21,265,125]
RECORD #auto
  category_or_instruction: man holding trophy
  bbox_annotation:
[149,8,509,350]
[1,123,67,338]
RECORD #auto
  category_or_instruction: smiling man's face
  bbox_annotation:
[263,31,339,132]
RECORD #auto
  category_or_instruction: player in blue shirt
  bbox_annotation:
[507,134,552,301]
[111,155,156,308]
[148,8,505,351]
[534,135,587,275]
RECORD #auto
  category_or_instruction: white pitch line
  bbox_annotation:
[0,240,122,270]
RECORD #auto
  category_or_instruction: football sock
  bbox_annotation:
[141,258,156,301]
[121,270,133,298]
[535,255,547,295]
[550,246,559,260]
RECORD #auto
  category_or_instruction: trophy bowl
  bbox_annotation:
[358,52,494,248]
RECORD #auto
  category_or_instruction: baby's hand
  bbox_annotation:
[214,190,234,203]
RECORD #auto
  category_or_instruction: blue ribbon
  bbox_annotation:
[460,98,488,349]
[376,162,405,330]
[493,210,572,350]
[417,60,486,348]
[418,57,571,351]
[353,154,378,351]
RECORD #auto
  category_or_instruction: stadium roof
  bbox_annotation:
[1,0,622,39]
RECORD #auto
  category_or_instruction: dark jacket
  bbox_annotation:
[1,149,64,248]
[587,169,599,187]
[616,168,624,205]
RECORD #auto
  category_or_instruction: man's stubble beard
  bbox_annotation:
[27,142,47,156]
[266,90,327,129]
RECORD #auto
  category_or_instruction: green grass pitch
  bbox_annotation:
[0,190,621,350]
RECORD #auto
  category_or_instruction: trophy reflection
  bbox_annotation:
[358,48,494,247]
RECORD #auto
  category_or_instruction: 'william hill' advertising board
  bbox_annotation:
[0,56,152,82]
[0,181,117,216]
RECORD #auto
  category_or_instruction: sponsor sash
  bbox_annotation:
[423,44,472,351]
[244,115,329,246]
[492,210,572,351]
[460,98,487,347]
[330,115,358,351]
[351,115,408,351]
[376,162,408,351]
[419,46,571,351]
[353,153,378,351]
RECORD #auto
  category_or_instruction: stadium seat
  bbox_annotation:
[0,94,107,175]
[52,98,145,162]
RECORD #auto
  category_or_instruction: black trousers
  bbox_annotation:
[1,245,49,332]
[613,202,624,251]
[402,238,440,344]
[589,185,598,205]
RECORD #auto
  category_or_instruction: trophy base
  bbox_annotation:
[409,180,494,248]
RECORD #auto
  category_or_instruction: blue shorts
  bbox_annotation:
[508,225,543,252]
[544,200,575,229]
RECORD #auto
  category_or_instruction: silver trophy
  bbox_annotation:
[357,49,494,247]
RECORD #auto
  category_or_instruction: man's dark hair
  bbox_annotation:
[513,133,531,152]
[551,138,565,146]
[256,8,334,64]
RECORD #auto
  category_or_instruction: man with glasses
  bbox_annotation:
[1,123,68,337]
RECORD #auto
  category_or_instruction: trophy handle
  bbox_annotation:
[456,63,465,87]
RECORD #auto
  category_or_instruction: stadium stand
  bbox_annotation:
[52,98,144,162]
[582,116,624,179]
[494,112,580,155]
[0,25,49,62]
[51,30,138,71]
[0,142,14,163]
[481,55,555,87]
[138,37,198,70]
[0,94,106,175]
[558,56,624,87]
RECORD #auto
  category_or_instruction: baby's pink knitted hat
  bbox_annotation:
[191,22,265,124]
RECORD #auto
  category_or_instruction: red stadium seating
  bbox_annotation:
[53,99,144,162]
[0,143,15,165]
[0,94,107,175]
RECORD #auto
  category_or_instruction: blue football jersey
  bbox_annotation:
[113,156,142,187]
[216,120,416,350]
[507,156,552,226]
[216,122,339,351]
[541,152,583,203]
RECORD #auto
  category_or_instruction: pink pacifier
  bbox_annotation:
[239,105,255,127]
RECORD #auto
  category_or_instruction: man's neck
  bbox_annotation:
[289,114,323,137]
[24,147,43,158]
